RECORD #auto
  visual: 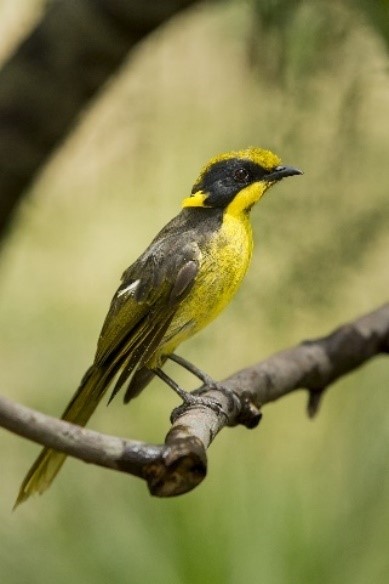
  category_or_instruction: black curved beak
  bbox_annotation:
[266,165,303,181]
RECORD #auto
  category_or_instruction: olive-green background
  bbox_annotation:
[1,1,388,583]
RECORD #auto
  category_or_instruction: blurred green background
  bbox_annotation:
[1,1,389,582]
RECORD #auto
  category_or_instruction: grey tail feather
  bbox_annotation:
[124,367,157,403]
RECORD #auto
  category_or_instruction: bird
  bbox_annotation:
[15,147,302,506]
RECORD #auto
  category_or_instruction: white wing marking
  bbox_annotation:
[117,279,140,298]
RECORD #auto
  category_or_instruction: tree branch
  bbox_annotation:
[1,304,388,497]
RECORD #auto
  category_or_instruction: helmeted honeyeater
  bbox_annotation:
[16,147,302,505]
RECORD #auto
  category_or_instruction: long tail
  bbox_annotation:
[124,366,157,403]
[15,364,115,508]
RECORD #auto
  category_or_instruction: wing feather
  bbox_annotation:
[94,238,201,401]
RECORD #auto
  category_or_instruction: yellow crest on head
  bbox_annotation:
[182,147,283,209]
[195,147,281,187]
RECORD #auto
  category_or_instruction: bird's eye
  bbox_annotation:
[233,168,250,183]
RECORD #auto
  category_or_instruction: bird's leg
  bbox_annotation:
[167,353,241,413]
[167,353,216,388]
[153,367,224,416]
[153,367,193,402]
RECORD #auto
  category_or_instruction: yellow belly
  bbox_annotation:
[154,212,253,362]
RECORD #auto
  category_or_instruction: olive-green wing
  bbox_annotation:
[95,238,201,402]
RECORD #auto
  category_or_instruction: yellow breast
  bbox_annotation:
[158,210,253,358]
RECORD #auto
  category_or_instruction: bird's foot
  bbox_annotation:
[167,354,240,414]
[154,362,261,428]
[194,383,262,429]
[193,381,241,414]
[153,367,225,420]
[171,391,225,423]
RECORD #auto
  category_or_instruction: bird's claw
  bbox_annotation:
[170,393,225,423]
[193,382,240,413]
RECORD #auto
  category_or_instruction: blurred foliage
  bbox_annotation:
[251,0,389,83]
[251,0,350,85]
[354,0,389,49]
[0,0,388,583]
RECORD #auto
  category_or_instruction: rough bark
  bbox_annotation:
[1,303,387,499]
